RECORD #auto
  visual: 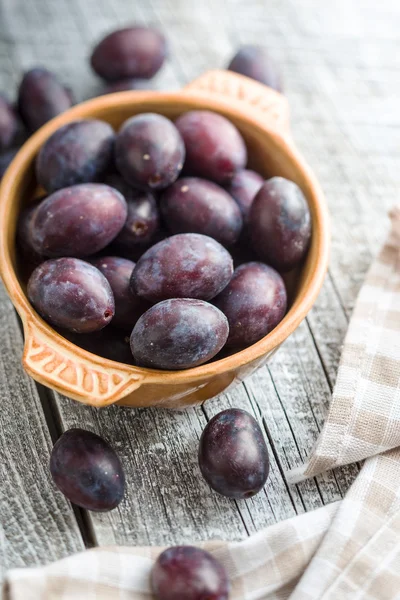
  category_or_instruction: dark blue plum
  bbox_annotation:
[50,428,125,511]
[36,119,115,192]
[151,546,229,600]
[27,258,115,333]
[91,27,167,81]
[91,256,150,330]
[226,169,264,220]
[17,199,45,267]
[30,183,127,258]
[105,174,160,247]
[228,45,283,92]
[131,233,233,303]
[213,262,287,348]
[160,177,243,246]
[115,113,185,190]
[249,177,312,271]
[199,408,270,499]
[131,299,229,370]
[175,110,247,184]
[18,67,73,132]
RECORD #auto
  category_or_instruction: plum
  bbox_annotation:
[91,256,150,330]
[161,177,243,246]
[36,119,115,192]
[226,169,264,220]
[175,110,247,184]
[50,428,125,511]
[17,199,44,267]
[131,299,229,370]
[151,546,229,600]
[27,257,115,333]
[131,233,233,302]
[91,27,167,81]
[106,174,160,247]
[228,45,283,92]
[249,177,311,271]
[115,113,185,190]
[30,183,127,258]
[199,408,269,498]
[214,262,287,348]
[18,67,73,132]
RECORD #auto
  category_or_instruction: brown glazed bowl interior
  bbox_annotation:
[0,70,330,409]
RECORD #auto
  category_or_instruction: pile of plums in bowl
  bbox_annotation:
[18,108,311,371]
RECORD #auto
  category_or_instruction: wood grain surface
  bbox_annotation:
[1,0,399,577]
[0,286,84,581]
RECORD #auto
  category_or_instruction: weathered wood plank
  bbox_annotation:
[0,285,84,580]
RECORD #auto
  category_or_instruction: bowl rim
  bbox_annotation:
[0,89,330,386]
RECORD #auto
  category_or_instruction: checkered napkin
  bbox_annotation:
[288,207,400,483]
[5,451,400,600]
[5,210,400,599]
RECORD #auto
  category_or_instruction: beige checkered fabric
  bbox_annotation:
[292,449,400,600]
[3,504,338,599]
[289,208,400,483]
[5,451,400,599]
[5,210,400,599]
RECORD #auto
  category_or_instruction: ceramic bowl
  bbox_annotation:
[0,70,330,409]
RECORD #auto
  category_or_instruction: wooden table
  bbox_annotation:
[1,0,399,581]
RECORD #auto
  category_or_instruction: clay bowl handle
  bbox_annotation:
[182,69,290,136]
[22,316,144,408]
